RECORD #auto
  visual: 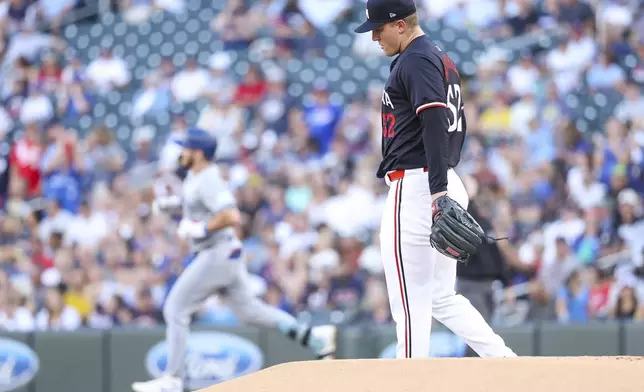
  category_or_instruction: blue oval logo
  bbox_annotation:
[145,331,264,390]
[0,337,40,391]
[379,331,467,358]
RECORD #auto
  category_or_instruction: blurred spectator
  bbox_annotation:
[0,106,14,137]
[40,125,84,213]
[262,282,295,316]
[586,51,626,91]
[197,90,246,161]
[2,0,37,34]
[131,73,171,121]
[273,12,325,58]
[360,276,391,324]
[38,53,62,94]
[255,67,292,134]
[567,150,607,210]
[506,52,540,98]
[121,0,185,24]
[302,81,342,155]
[615,83,644,124]
[170,57,210,103]
[155,58,176,91]
[479,93,512,134]
[35,285,82,331]
[0,276,35,332]
[297,0,351,29]
[608,284,644,321]
[38,201,73,242]
[9,122,43,197]
[20,86,54,124]
[36,0,78,28]
[4,79,30,122]
[505,0,544,36]
[132,287,164,327]
[157,116,188,172]
[233,65,267,108]
[61,55,86,85]
[125,125,158,188]
[56,81,94,121]
[211,0,257,50]
[615,188,644,266]
[556,0,595,28]
[587,265,612,320]
[529,237,578,320]
[574,211,602,265]
[206,52,235,94]
[0,129,10,207]
[64,200,109,247]
[557,35,594,87]
[83,125,126,185]
[556,269,590,323]
[63,267,93,320]
[3,23,65,66]
[85,48,131,93]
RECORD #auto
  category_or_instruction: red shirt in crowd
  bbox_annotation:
[38,67,63,92]
[588,281,612,318]
[234,80,267,106]
[31,239,54,270]
[9,136,42,196]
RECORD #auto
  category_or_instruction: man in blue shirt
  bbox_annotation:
[302,81,343,155]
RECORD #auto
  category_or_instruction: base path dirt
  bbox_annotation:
[199,357,644,392]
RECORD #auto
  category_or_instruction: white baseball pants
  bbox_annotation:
[379,168,516,358]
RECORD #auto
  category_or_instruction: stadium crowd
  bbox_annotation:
[1,0,644,332]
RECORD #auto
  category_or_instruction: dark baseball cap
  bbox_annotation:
[354,0,417,33]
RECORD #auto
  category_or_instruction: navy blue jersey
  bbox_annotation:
[377,35,466,183]
[0,139,10,208]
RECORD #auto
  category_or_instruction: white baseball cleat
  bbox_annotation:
[132,374,183,392]
[309,324,337,360]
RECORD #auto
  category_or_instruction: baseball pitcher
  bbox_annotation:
[354,0,516,359]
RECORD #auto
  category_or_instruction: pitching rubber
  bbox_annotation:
[197,357,644,392]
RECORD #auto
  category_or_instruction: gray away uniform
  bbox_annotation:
[163,164,298,378]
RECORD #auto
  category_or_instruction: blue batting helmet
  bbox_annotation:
[175,128,218,160]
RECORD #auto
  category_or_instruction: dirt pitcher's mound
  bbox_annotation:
[199,357,644,392]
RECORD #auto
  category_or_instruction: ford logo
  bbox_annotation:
[0,338,40,392]
[145,331,264,390]
[379,331,467,358]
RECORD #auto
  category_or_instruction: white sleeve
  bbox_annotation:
[85,62,100,86]
[61,307,82,330]
[15,308,35,332]
[114,60,131,86]
[35,310,48,330]
[0,3,8,21]
[636,280,644,303]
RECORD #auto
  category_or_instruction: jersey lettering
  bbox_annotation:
[446,84,463,133]
[382,113,396,138]
[382,91,394,110]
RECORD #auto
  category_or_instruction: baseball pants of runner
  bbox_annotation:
[380,168,517,358]
[162,241,297,377]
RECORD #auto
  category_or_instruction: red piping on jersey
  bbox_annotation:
[416,102,447,115]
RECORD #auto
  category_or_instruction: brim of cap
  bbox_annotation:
[354,19,385,33]
[174,138,216,149]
